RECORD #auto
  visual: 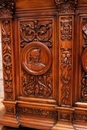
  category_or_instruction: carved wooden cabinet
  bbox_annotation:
[0,0,87,130]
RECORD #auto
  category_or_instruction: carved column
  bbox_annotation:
[52,0,77,129]
[0,0,19,127]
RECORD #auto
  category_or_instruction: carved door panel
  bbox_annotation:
[16,19,57,101]
[75,15,87,101]
[13,15,58,129]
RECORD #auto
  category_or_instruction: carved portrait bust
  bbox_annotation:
[27,49,45,71]
[21,42,52,75]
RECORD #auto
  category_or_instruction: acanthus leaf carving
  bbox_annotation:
[22,68,52,98]
[17,107,57,120]
[20,20,52,48]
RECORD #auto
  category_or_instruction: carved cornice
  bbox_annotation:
[0,0,15,18]
[55,0,77,14]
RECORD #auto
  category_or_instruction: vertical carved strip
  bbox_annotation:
[2,20,14,100]
[59,16,73,106]
[81,19,87,99]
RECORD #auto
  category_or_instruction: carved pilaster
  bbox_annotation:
[56,1,76,107]
[0,0,19,127]
[59,16,73,106]
[2,20,14,100]
[0,0,15,101]
[55,0,77,14]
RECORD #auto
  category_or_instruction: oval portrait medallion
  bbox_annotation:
[21,42,52,75]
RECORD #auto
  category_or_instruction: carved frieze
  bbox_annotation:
[0,0,14,18]
[17,107,57,120]
[55,0,77,13]
[20,20,53,98]
[2,20,13,100]
[73,113,87,122]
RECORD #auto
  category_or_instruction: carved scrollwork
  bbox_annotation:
[2,20,13,100]
[55,0,77,13]
[22,69,52,97]
[20,20,52,48]
[20,19,53,98]
[82,19,87,99]
[0,0,14,17]
[17,107,57,120]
